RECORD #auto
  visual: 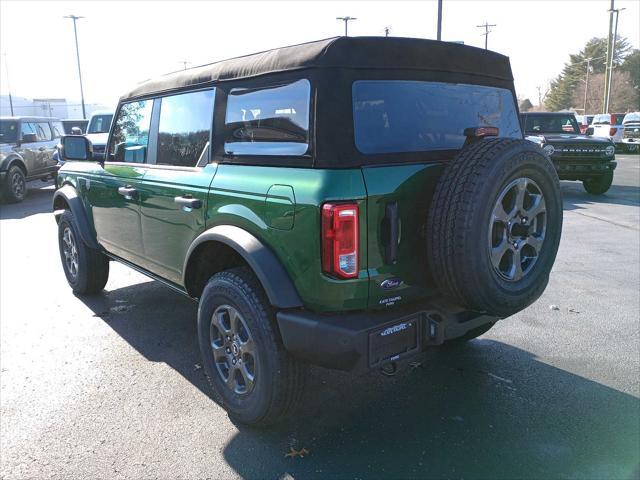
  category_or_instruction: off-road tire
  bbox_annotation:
[427,138,563,318]
[2,165,27,203]
[583,171,613,195]
[197,267,305,427]
[58,210,109,294]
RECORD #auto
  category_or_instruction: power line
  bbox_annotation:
[336,16,357,37]
[63,15,87,119]
[476,21,496,50]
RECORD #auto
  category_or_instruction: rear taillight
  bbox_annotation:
[610,127,617,136]
[321,202,359,279]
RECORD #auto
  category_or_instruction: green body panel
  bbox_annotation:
[57,159,445,314]
[208,164,369,312]
[136,165,217,284]
[362,163,444,309]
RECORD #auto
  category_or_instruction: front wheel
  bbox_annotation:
[197,267,305,426]
[583,171,613,195]
[58,210,110,294]
[2,166,27,203]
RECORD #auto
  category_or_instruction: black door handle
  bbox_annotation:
[174,195,202,209]
[117,186,137,199]
[382,201,400,264]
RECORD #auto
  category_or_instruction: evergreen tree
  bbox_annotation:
[545,37,632,111]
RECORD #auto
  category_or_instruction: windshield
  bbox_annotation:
[0,120,19,144]
[522,114,580,134]
[88,114,113,134]
[352,81,521,154]
[623,113,640,124]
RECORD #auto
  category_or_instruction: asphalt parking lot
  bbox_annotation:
[1,156,639,480]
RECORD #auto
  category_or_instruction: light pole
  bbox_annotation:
[2,53,14,116]
[437,0,443,41]
[336,16,357,37]
[476,21,496,50]
[64,15,86,119]
[384,26,390,37]
[604,6,625,113]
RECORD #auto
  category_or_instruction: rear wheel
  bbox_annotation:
[58,210,109,294]
[427,138,563,317]
[2,166,27,203]
[197,267,305,426]
[583,171,613,195]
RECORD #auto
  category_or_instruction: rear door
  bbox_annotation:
[353,80,522,309]
[136,89,216,284]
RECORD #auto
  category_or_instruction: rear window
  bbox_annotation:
[352,80,521,154]
[88,114,113,134]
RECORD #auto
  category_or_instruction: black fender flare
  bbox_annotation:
[0,154,27,175]
[184,225,303,309]
[52,185,100,250]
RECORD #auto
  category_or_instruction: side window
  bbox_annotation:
[224,79,310,156]
[21,122,37,140]
[157,89,214,167]
[108,100,153,163]
[36,122,52,141]
[51,121,65,139]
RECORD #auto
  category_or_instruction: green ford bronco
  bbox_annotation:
[53,37,563,426]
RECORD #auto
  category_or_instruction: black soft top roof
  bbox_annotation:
[121,36,514,100]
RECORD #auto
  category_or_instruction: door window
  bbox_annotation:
[51,121,65,139]
[156,89,214,167]
[108,100,154,163]
[35,122,52,141]
[224,79,310,156]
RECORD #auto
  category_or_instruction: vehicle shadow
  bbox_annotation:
[561,181,640,211]
[77,281,639,480]
[0,183,54,220]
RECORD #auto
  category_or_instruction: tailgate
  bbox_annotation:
[362,163,443,309]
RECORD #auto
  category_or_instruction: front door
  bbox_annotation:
[89,98,154,265]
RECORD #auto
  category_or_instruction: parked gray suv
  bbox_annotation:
[0,116,63,203]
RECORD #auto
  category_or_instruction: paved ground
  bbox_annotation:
[1,156,639,480]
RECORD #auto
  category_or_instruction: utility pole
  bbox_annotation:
[582,58,592,114]
[179,60,191,70]
[602,0,615,113]
[336,16,357,37]
[384,26,390,37]
[437,0,443,41]
[605,6,625,113]
[64,15,86,119]
[2,53,14,116]
[476,21,496,50]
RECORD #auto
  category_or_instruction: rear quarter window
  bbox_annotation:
[352,80,521,155]
[224,79,310,156]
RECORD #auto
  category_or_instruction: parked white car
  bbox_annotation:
[85,110,114,160]
[621,112,640,152]
[591,113,625,144]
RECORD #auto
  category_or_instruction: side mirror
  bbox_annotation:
[585,127,594,136]
[60,135,93,161]
[21,133,38,143]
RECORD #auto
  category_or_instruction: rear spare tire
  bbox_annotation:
[427,138,562,317]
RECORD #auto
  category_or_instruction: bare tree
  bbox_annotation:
[572,71,638,113]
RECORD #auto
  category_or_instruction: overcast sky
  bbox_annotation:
[1,0,639,109]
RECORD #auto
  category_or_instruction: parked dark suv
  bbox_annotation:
[1,116,63,203]
[54,37,563,425]
[521,112,616,194]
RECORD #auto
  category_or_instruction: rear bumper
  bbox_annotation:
[277,301,497,373]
